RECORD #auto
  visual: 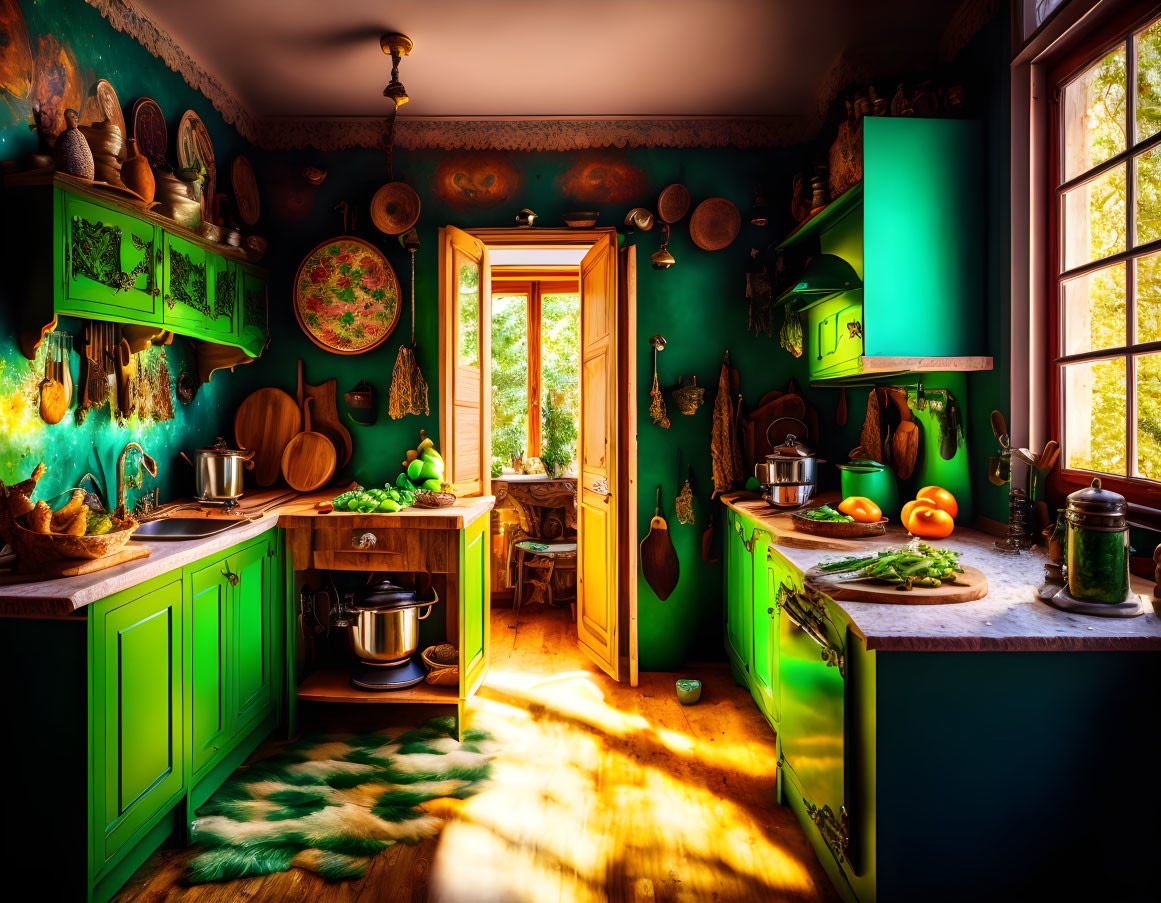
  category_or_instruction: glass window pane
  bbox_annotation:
[1063,357,1127,475]
[1136,147,1161,246]
[1062,44,1126,182]
[1136,18,1161,143]
[1136,352,1161,478]
[1062,164,1126,270]
[457,259,479,367]
[490,293,529,464]
[1061,262,1126,354]
[540,293,580,470]
[1136,252,1161,342]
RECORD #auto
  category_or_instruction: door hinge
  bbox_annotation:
[804,801,850,866]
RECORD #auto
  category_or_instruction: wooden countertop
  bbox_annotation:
[0,488,494,618]
[721,492,1161,653]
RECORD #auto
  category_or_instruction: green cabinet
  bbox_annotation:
[90,576,184,871]
[237,267,269,358]
[779,118,988,382]
[458,512,491,698]
[60,191,160,321]
[724,509,754,682]
[232,537,276,727]
[161,231,234,341]
[751,537,781,724]
[188,557,231,782]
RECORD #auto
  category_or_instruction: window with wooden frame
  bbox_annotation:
[1051,6,1161,505]
[490,268,580,469]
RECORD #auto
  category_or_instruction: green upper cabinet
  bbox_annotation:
[780,118,992,382]
[59,190,159,322]
[89,575,184,871]
[162,232,234,341]
[237,266,270,358]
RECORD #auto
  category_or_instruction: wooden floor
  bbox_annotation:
[116,605,838,903]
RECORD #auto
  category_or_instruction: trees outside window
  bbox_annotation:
[1053,11,1161,501]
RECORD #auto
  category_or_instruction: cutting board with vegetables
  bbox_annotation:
[297,360,352,469]
[807,564,988,604]
[234,387,301,487]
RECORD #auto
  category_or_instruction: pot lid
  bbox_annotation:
[838,459,886,472]
[197,437,249,457]
[1066,478,1126,515]
[769,434,813,458]
[354,578,422,609]
[776,254,862,312]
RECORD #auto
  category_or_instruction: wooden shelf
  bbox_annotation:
[297,667,459,704]
[808,355,994,385]
[778,182,864,250]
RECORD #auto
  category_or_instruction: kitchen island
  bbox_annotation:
[720,492,1161,903]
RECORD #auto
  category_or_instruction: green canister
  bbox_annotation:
[1064,478,1130,605]
[837,460,900,518]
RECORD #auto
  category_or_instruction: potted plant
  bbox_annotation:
[540,391,577,478]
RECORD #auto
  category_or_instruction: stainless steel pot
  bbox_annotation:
[181,438,254,503]
[343,591,436,666]
[754,417,818,508]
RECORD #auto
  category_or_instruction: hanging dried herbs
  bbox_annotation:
[779,307,804,358]
[388,234,429,419]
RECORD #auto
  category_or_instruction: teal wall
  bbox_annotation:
[0,0,255,508]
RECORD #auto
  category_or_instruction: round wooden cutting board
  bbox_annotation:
[234,388,300,487]
[807,564,989,605]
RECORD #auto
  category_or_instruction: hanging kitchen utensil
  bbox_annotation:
[234,387,301,487]
[859,390,883,464]
[388,227,430,418]
[651,223,676,269]
[836,387,848,425]
[648,334,669,428]
[893,421,919,479]
[640,486,679,601]
[113,337,136,420]
[657,184,691,223]
[701,511,720,562]
[711,352,742,496]
[281,397,338,492]
[690,198,741,251]
[75,321,111,424]
[231,155,260,227]
[675,451,694,526]
[293,236,400,354]
[670,376,704,415]
[38,331,73,425]
[297,360,353,468]
[176,364,198,405]
[370,100,421,235]
[623,207,654,232]
[345,380,378,425]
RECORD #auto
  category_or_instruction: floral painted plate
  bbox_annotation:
[293,236,400,355]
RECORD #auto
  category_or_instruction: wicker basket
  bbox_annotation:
[670,377,705,415]
[422,643,459,686]
[413,491,456,509]
[7,521,137,567]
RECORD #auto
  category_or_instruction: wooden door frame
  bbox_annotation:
[454,227,638,685]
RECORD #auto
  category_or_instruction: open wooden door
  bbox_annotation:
[439,227,491,497]
[577,235,636,683]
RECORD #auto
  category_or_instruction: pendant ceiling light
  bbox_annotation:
[381,32,414,106]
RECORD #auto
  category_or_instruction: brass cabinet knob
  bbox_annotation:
[353,532,377,550]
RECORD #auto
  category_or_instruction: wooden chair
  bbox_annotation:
[511,540,577,629]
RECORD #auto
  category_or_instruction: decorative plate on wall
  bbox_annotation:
[177,110,216,222]
[130,97,167,168]
[293,236,400,355]
[232,156,260,226]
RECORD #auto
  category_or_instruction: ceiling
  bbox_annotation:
[132,0,964,120]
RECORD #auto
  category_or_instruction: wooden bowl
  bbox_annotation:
[658,184,690,223]
[690,197,741,251]
[413,491,456,508]
[790,512,888,538]
[564,211,598,228]
[370,181,421,235]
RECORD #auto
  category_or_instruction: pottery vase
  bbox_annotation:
[53,109,94,181]
[121,138,155,203]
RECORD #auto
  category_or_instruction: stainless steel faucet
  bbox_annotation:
[115,443,157,519]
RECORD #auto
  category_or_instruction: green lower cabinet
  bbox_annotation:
[232,537,276,727]
[187,558,232,782]
[59,190,160,322]
[458,512,490,698]
[724,510,754,681]
[90,576,185,873]
[751,537,781,724]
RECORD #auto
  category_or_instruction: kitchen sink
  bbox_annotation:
[134,518,246,541]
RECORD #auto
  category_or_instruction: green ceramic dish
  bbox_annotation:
[675,678,702,705]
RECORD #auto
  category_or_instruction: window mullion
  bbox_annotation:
[527,282,542,458]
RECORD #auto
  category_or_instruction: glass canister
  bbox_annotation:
[1064,478,1129,605]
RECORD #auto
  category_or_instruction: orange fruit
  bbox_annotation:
[905,505,955,539]
[837,496,883,523]
[916,486,958,519]
[900,498,937,525]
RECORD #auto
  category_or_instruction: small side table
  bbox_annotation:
[511,539,577,629]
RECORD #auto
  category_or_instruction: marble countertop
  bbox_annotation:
[0,515,279,619]
[722,493,1161,653]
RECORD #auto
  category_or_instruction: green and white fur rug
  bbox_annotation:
[188,716,494,883]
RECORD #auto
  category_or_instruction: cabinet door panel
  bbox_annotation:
[238,269,269,357]
[725,512,754,679]
[61,192,158,319]
[751,533,779,723]
[188,560,230,779]
[95,578,183,865]
[161,233,213,331]
[458,515,490,698]
[233,539,274,727]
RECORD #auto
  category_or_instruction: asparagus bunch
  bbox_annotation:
[819,543,965,591]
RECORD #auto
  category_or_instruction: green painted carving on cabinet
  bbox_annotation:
[61,192,158,320]
[90,575,184,870]
[163,233,210,320]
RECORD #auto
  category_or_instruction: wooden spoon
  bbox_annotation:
[640,486,679,601]
[892,421,920,479]
[281,397,337,492]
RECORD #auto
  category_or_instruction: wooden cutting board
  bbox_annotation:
[298,360,352,469]
[234,387,301,487]
[807,564,989,605]
[281,397,337,492]
[0,543,151,584]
